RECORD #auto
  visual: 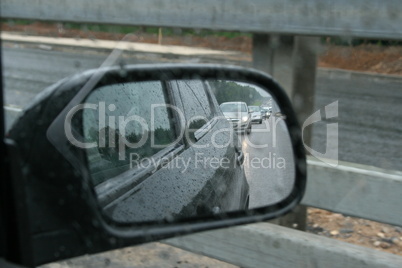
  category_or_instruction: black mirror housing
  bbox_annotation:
[6,64,306,267]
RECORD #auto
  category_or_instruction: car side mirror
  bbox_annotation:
[7,64,306,267]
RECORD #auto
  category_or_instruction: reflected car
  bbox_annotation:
[261,106,272,119]
[9,76,250,223]
[219,102,252,134]
[248,106,263,124]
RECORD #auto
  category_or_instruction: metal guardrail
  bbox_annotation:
[165,222,402,268]
[303,158,402,227]
[1,0,402,39]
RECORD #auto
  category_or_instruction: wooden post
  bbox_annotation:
[292,36,319,149]
[252,34,319,230]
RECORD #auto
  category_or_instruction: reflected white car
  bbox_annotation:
[248,106,263,124]
[220,102,252,134]
[261,106,272,119]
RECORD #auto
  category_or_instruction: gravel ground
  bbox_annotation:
[308,208,402,256]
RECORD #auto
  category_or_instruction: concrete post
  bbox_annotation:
[252,34,319,231]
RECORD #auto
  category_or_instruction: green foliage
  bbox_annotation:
[186,119,208,144]
[2,19,34,25]
[210,81,266,106]
[153,127,176,147]
[252,100,263,106]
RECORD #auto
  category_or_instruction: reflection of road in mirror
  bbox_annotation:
[241,115,295,209]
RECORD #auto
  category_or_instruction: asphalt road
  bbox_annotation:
[243,118,295,208]
[313,72,402,171]
[2,45,402,172]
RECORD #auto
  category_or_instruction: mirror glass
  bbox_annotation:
[80,79,295,223]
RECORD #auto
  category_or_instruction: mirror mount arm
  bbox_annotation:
[1,140,34,266]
